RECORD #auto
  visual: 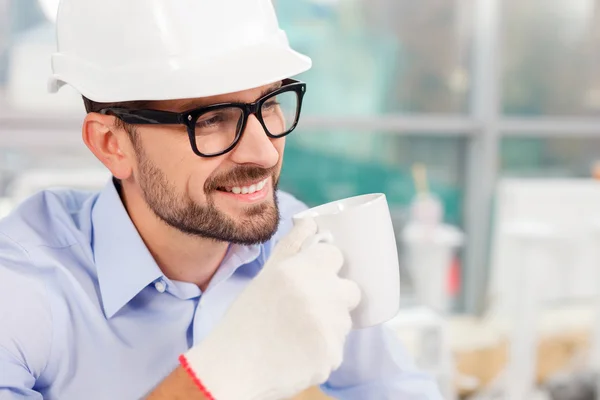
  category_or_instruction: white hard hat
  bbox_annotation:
[48,0,312,102]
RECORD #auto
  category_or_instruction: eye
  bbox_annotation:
[262,99,280,112]
[196,112,225,129]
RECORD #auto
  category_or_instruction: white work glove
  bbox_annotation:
[180,218,361,400]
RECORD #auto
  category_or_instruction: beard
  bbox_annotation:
[134,146,281,245]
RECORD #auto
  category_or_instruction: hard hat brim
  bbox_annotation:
[49,43,312,103]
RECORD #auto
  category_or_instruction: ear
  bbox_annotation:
[82,113,135,180]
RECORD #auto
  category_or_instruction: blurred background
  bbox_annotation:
[2,0,600,398]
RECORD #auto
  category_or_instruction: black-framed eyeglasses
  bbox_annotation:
[99,78,306,157]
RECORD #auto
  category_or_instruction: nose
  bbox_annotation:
[228,114,280,167]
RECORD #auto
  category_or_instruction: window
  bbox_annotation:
[3,0,600,311]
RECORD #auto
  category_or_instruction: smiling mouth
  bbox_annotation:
[216,177,269,195]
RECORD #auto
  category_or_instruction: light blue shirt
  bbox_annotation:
[0,180,442,400]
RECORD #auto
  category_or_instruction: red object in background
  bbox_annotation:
[447,256,461,296]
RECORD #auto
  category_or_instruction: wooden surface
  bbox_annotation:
[292,386,333,400]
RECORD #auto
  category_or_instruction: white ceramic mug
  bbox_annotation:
[293,193,401,329]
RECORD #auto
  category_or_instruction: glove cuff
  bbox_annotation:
[179,354,216,400]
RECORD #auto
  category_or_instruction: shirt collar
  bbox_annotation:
[92,180,164,318]
[206,243,263,291]
[92,179,266,318]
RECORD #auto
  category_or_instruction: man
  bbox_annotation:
[0,0,443,399]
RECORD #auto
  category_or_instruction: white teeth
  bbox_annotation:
[228,179,268,195]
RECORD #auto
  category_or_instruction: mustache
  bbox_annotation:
[205,166,278,191]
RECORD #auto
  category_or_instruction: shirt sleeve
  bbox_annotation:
[0,238,51,399]
[322,325,443,400]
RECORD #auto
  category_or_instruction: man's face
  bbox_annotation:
[127,83,286,245]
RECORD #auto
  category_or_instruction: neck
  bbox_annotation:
[119,181,228,291]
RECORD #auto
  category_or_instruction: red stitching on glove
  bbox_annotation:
[179,354,216,400]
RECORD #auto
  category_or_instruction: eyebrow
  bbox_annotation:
[178,81,283,111]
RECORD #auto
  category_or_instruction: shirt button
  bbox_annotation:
[154,280,167,293]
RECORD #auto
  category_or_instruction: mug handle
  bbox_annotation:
[301,231,334,251]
